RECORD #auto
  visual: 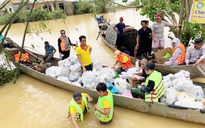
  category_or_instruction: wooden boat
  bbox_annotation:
[5,37,205,125]
[96,19,205,78]
[155,64,205,78]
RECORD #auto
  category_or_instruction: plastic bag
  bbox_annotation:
[69,72,80,82]
[46,66,61,78]
[160,87,178,104]
[114,78,130,94]
[98,67,115,83]
[0,53,16,70]
[81,71,98,89]
[93,61,102,71]
[174,70,190,80]
[59,66,70,76]
[57,76,70,83]
[106,82,118,94]
[122,90,133,98]
[175,92,203,109]
[70,63,81,72]
[180,80,196,96]
[195,86,205,100]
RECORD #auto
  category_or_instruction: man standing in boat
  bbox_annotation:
[68,92,93,128]
[95,83,114,125]
[152,13,181,52]
[134,20,152,59]
[113,17,126,51]
[131,62,165,103]
[185,38,205,65]
[76,35,93,72]
[43,41,56,62]
[58,29,76,60]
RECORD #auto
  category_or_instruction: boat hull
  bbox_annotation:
[18,63,205,124]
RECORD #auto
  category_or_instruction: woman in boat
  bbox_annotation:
[131,62,165,103]
[164,38,186,66]
[68,92,93,128]
[132,59,148,81]
[58,29,76,60]
[112,50,132,74]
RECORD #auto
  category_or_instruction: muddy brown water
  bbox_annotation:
[0,8,204,128]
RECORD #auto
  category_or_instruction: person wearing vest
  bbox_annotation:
[43,41,56,62]
[67,92,93,128]
[58,29,76,60]
[14,52,29,62]
[76,35,93,73]
[131,63,165,103]
[164,38,186,66]
[112,50,132,74]
[95,83,114,125]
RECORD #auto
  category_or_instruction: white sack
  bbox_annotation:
[195,86,205,100]
[81,71,98,89]
[160,87,178,104]
[0,53,16,70]
[59,66,70,76]
[46,66,61,78]
[93,61,102,71]
[57,76,70,83]
[70,63,81,72]
[114,78,131,94]
[69,72,80,82]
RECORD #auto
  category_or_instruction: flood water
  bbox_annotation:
[0,8,204,128]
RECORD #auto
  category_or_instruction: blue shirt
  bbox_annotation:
[45,45,55,55]
[115,23,125,36]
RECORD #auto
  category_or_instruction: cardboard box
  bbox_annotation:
[128,78,140,88]
[155,48,172,64]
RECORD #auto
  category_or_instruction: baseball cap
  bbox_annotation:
[155,13,162,19]
[144,62,155,70]
[194,38,204,44]
[73,92,82,100]
[119,17,124,21]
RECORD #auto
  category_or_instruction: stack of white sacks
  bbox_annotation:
[0,53,16,70]
[161,70,205,109]
[45,56,131,94]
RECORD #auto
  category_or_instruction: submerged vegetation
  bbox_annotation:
[0,6,66,25]
[0,67,19,86]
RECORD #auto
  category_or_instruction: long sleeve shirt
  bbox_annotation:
[185,45,205,64]
[141,80,154,93]
[169,48,182,62]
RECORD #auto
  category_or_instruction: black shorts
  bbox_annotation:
[84,63,93,71]
[100,118,113,125]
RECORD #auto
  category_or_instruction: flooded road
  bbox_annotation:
[0,8,204,128]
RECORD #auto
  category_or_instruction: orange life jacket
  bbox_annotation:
[172,43,186,65]
[117,53,132,69]
[60,36,71,51]
[14,53,29,62]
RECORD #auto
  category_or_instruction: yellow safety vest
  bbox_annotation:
[95,90,114,122]
[67,95,89,121]
[145,70,165,103]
